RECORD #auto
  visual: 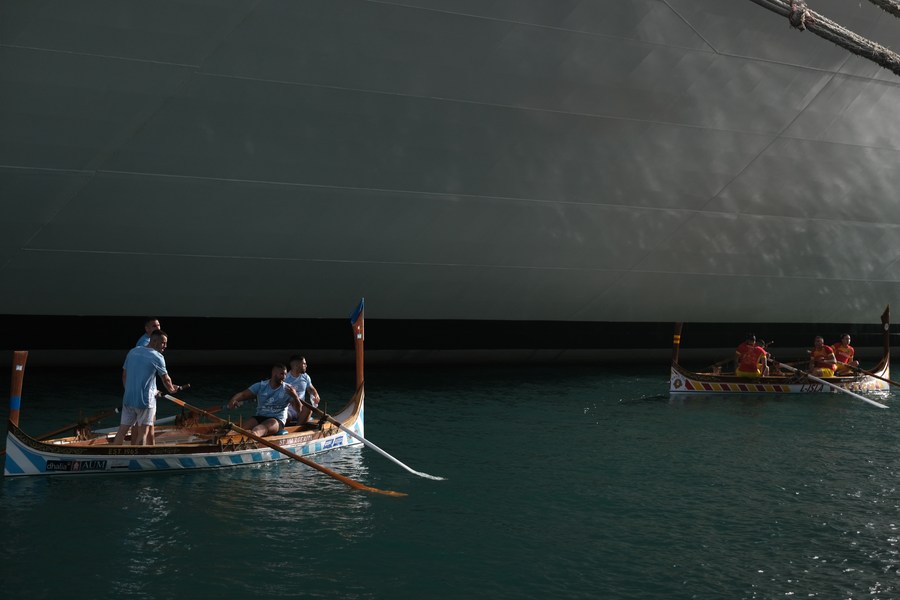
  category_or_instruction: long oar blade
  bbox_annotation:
[303,399,445,481]
[775,362,888,409]
[164,395,406,497]
[845,363,900,388]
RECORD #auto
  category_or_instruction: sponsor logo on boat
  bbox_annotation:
[322,436,344,450]
[45,460,108,472]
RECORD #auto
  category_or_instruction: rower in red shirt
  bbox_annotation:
[735,333,756,368]
[735,335,769,378]
[808,336,837,377]
[832,333,858,375]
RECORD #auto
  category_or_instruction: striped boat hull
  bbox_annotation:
[669,364,890,395]
[4,396,364,477]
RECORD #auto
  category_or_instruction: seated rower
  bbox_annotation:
[758,339,773,376]
[762,341,782,375]
[734,333,756,370]
[284,354,320,425]
[736,338,768,378]
[227,364,302,437]
[833,334,859,375]
[808,336,838,378]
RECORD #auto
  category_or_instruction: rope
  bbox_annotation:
[869,0,900,19]
[747,0,900,77]
[788,0,811,30]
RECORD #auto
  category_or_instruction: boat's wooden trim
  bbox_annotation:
[672,322,683,366]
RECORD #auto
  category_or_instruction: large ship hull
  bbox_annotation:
[3,1,900,357]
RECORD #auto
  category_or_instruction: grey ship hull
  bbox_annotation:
[3,1,900,361]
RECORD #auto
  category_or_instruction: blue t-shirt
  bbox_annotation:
[136,333,151,348]
[249,380,295,423]
[285,372,312,421]
[285,372,312,399]
[122,346,168,409]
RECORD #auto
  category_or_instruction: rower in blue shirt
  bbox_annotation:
[113,329,183,445]
[285,355,321,424]
[136,317,161,347]
[227,364,303,436]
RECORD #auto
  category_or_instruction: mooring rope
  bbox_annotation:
[868,0,900,20]
[748,0,900,77]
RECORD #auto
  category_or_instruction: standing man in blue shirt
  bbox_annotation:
[136,317,161,347]
[113,329,182,445]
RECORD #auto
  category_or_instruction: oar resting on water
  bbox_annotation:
[163,394,406,497]
[770,360,888,409]
[298,394,445,481]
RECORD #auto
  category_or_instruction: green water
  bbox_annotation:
[3,364,900,599]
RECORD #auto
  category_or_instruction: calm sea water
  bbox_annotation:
[3,363,900,599]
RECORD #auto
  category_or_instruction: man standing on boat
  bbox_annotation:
[808,336,838,378]
[227,364,303,436]
[136,317,161,347]
[285,355,320,424]
[113,329,183,445]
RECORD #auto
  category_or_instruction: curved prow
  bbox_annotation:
[672,323,683,366]
[350,298,365,390]
[9,351,28,427]
[882,305,891,362]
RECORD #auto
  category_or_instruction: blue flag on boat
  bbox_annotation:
[350,298,365,341]
[350,298,364,325]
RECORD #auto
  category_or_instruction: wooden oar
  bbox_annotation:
[37,408,120,440]
[163,394,406,497]
[93,404,225,435]
[0,407,120,457]
[771,361,888,409]
[842,363,900,388]
[701,357,733,372]
[299,395,445,481]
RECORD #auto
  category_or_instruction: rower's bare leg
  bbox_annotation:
[250,418,282,437]
[111,424,131,445]
[131,424,148,445]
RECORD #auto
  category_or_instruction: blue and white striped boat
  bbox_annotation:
[3,382,364,477]
[4,302,369,479]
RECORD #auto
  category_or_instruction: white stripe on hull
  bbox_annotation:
[4,424,364,477]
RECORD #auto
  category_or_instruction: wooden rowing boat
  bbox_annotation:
[4,303,367,478]
[670,306,891,395]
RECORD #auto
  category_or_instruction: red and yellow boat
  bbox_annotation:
[670,307,891,396]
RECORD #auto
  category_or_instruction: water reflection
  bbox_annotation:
[202,446,376,541]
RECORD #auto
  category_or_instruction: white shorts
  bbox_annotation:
[121,406,157,426]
